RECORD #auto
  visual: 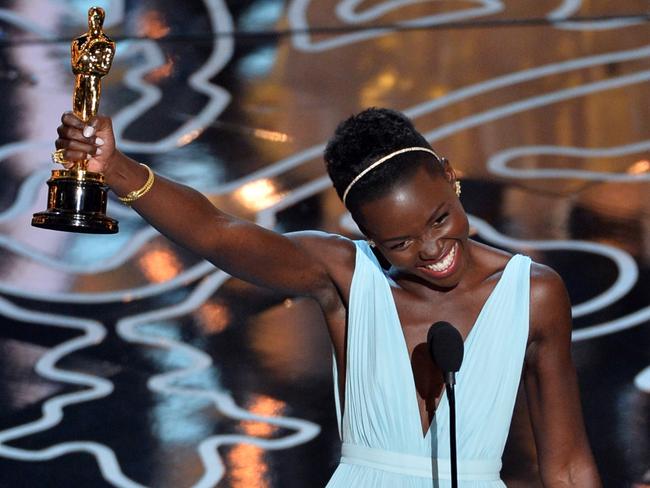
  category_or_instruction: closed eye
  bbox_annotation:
[433,212,449,226]
[390,239,413,251]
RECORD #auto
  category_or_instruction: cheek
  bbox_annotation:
[381,249,418,269]
[449,208,469,237]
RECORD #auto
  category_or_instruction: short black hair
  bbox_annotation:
[324,107,443,210]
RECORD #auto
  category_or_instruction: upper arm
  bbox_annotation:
[524,263,600,485]
[201,214,353,307]
[122,164,353,305]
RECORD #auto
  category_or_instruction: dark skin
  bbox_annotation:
[56,112,601,486]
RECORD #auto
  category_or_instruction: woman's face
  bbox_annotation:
[355,163,470,290]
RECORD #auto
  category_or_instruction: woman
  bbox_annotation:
[55,107,601,486]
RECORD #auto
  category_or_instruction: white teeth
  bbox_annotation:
[426,245,456,272]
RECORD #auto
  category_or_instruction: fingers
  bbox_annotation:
[60,111,85,128]
[55,138,100,155]
[55,113,114,170]
[57,112,106,147]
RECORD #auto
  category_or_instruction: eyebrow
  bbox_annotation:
[381,202,446,243]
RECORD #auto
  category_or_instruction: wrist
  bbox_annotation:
[102,150,127,183]
[103,152,149,198]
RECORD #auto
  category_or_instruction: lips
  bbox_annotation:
[417,242,460,279]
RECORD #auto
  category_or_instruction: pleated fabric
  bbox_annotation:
[328,240,531,487]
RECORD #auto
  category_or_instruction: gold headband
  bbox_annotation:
[341,147,441,204]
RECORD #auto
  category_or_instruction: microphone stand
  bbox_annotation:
[445,372,458,488]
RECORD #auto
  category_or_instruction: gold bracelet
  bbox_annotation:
[118,163,155,206]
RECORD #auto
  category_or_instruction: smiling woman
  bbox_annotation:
[54,106,601,487]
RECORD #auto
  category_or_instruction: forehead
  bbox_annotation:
[356,165,451,238]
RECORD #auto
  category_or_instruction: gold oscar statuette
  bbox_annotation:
[32,6,118,233]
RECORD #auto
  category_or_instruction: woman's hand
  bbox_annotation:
[55,112,116,174]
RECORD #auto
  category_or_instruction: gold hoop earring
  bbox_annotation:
[454,180,461,197]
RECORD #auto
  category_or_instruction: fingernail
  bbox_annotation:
[95,137,104,146]
[83,126,95,138]
[96,148,103,155]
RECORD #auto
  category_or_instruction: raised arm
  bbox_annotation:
[524,263,601,487]
[55,112,348,306]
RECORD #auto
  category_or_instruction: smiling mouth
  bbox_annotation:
[421,243,458,274]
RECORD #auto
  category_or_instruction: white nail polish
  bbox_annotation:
[83,126,95,138]
[96,148,103,155]
[95,137,105,146]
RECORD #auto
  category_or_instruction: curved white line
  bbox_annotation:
[258,175,331,228]
[0,9,55,39]
[0,225,161,274]
[288,0,503,52]
[487,141,650,180]
[115,271,320,487]
[114,0,234,153]
[337,0,472,23]
[634,365,650,393]
[468,215,639,317]
[0,260,215,303]
[0,297,144,488]
[423,69,650,142]
[0,168,50,224]
[548,0,645,30]
[571,306,650,342]
[216,44,650,193]
[469,216,649,341]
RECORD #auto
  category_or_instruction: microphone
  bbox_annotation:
[427,321,464,385]
[427,321,464,488]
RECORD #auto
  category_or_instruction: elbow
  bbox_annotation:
[541,459,602,488]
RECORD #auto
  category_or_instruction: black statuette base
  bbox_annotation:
[31,172,118,234]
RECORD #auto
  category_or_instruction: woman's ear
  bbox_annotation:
[440,157,456,184]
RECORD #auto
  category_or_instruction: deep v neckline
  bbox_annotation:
[387,255,518,438]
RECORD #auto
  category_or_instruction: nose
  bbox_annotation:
[418,235,443,261]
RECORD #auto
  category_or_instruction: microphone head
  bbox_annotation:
[427,321,464,373]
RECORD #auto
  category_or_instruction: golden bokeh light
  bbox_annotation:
[195,301,231,334]
[227,396,286,488]
[627,160,650,175]
[233,178,285,211]
[241,395,286,438]
[139,10,171,39]
[228,444,268,488]
[138,244,182,283]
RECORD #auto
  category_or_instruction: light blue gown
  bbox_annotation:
[327,240,531,487]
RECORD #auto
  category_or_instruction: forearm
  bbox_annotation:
[104,150,227,257]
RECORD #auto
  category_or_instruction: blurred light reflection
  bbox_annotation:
[228,443,269,488]
[252,128,290,143]
[227,395,285,488]
[139,10,171,39]
[238,46,278,78]
[145,56,175,83]
[195,301,231,334]
[234,178,285,210]
[627,159,650,175]
[241,395,285,437]
[177,128,204,146]
[138,244,182,283]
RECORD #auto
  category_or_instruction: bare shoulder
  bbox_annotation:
[528,261,572,344]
